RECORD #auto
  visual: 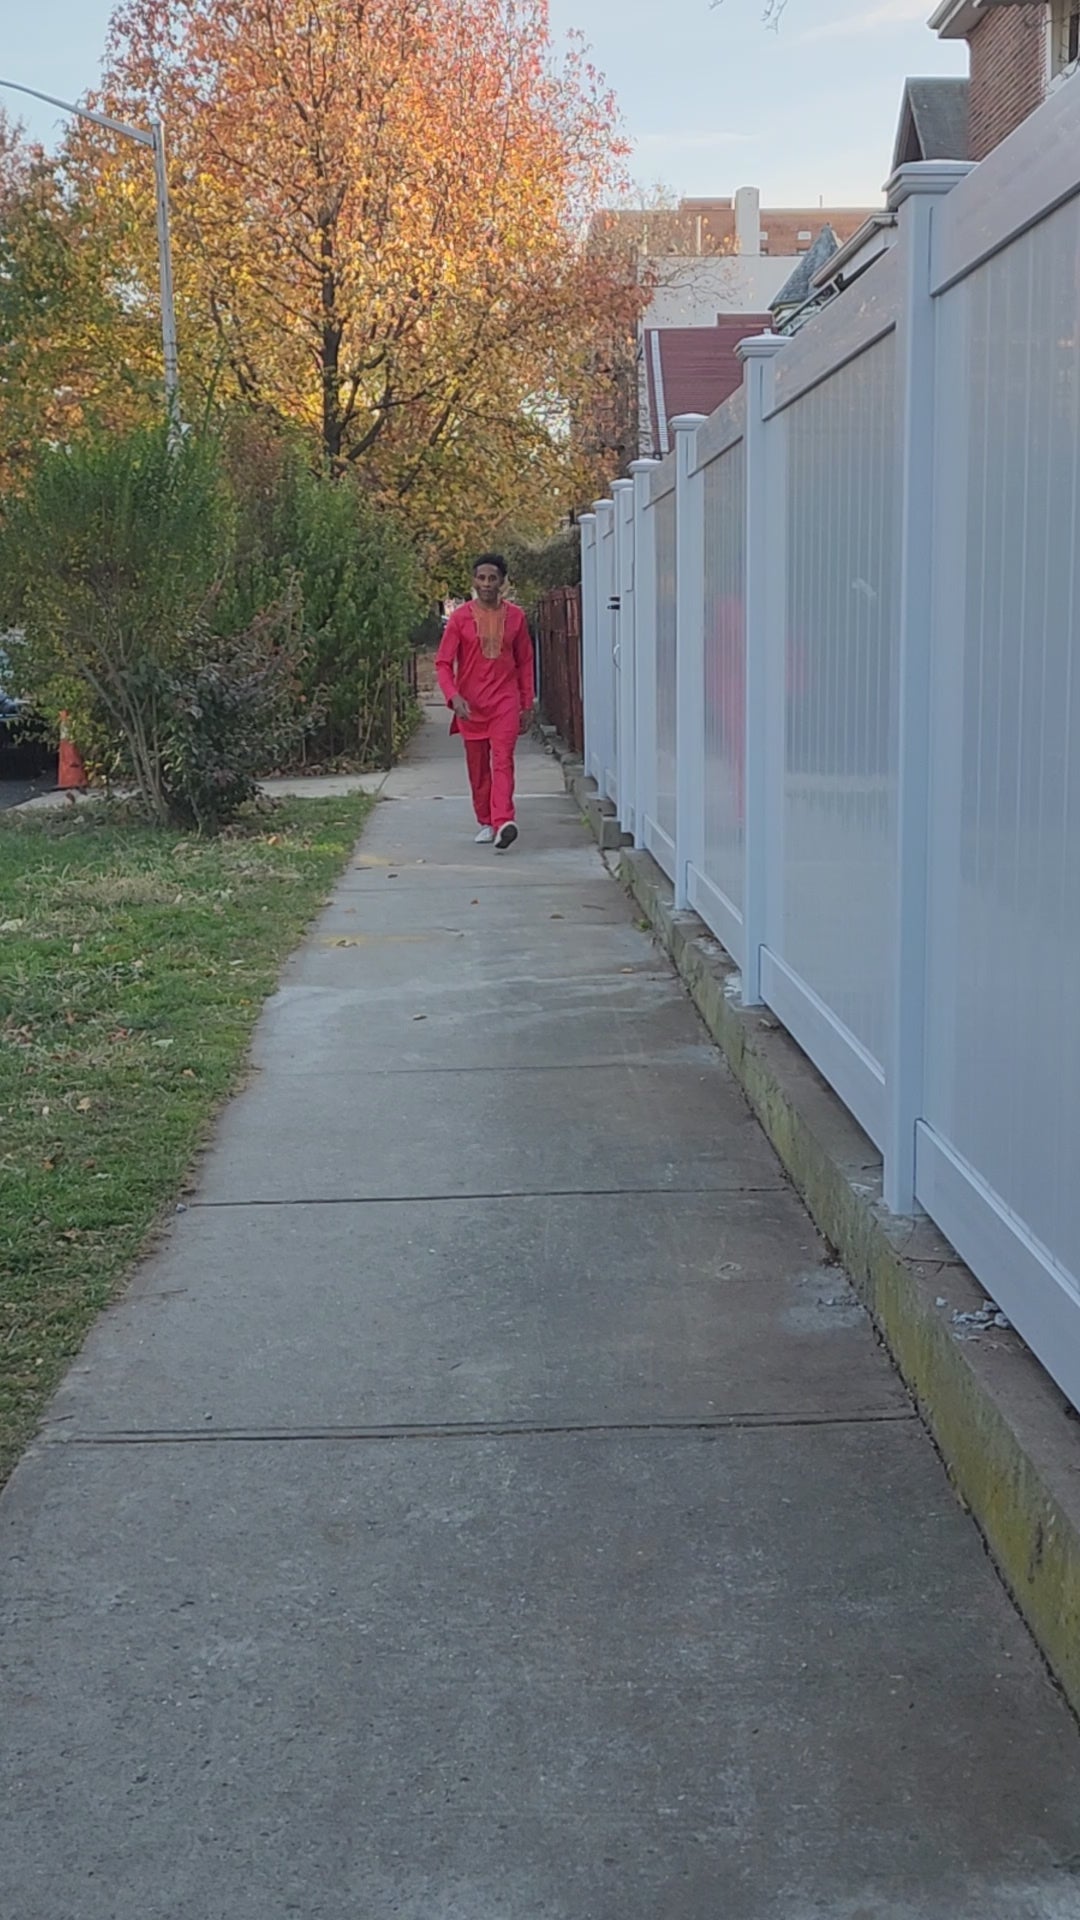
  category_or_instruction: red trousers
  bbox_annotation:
[464,732,516,829]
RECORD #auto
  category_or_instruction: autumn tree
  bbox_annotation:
[73,0,641,572]
[0,109,160,490]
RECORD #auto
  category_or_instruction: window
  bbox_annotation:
[1050,0,1080,78]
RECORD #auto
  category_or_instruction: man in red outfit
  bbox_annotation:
[436,553,535,851]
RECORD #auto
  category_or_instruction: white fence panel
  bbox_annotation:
[760,331,900,1147]
[614,481,636,836]
[595,502,618,804]
[651,468,677,877]
[579,515,600,785]
[694,420,747,965]
[630,459,660,850]
[919,180,1080,1407]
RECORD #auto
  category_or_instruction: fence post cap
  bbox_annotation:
[886,159,974,209]
[670,413,707,431]
[612,477,634,492]
[736,330,786,362]
[628,457,660,473]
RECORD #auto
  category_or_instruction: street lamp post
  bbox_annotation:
[0,78,180,437]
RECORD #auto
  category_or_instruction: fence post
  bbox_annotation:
[612,477,636,837]
[737,333,786,1006]
[593,498,617,802]
[578,512,598,782]
[630,457,659,851]
[672,414,707,912]
[884,159,973,1214]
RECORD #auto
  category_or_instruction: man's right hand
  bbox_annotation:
[451,695,471,719]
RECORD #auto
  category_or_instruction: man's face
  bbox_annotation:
[474,565,503,606]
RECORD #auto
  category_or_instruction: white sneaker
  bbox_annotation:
[494,823,519,852]
[474,825,495,844]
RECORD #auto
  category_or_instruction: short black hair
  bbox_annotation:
[473,552,508,579]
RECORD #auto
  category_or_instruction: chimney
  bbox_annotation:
[734,185,761,257]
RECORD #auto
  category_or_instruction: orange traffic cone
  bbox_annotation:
[57,712,88,791]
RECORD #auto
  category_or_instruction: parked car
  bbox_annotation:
[0,639,54,779]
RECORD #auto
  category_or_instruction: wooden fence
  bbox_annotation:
[533,585,583,756]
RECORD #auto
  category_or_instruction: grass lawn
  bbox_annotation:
[0,794,373,1485]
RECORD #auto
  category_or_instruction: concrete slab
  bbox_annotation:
[194,1060,787,1202]
[260,771,387,798]
[317,881,627,934]
[3,1427,1080,1920]
[45,1191,910,1433]
[252,974,713,1075]
[287,910,658,988]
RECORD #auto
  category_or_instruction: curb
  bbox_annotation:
[562,753,1080,1717]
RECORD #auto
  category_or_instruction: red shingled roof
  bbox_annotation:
[644,314,771,455]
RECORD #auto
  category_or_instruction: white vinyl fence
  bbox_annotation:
[579,90,1080,1416]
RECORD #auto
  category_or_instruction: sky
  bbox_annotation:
[2,0,966,208]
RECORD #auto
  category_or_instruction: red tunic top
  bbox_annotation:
[435,600,535,741]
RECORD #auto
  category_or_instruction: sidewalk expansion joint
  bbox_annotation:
[190,1184,788,1209]
[48,1409,917,1447]
[263,1059,705,1078]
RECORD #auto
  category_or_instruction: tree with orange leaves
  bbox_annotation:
[0,110,157,489]
[72,0,641,570]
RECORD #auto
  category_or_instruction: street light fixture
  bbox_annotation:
[0,78,180,437]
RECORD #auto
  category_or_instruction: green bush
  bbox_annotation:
[0,425,231,820]
[155,593,312,831]
[0,418,427,823]
[220,421,426,764]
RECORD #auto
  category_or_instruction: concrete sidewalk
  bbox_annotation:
[3,710,1080,1920]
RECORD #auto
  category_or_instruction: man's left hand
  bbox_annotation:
[519,708,535,736]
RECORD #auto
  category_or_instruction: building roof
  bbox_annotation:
[891,76,970,169]
[811,212,897,291]
[643,315,771,456]
[929,0,982,41]
[589,197,878,261]
[769,227,839,314]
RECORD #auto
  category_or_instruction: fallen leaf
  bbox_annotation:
[76,1096,92,1113]
[550,913,564,920]
[412,1013,427,1021]
[181,1069,197,1080]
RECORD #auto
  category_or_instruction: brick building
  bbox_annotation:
[931,0,1080,158]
